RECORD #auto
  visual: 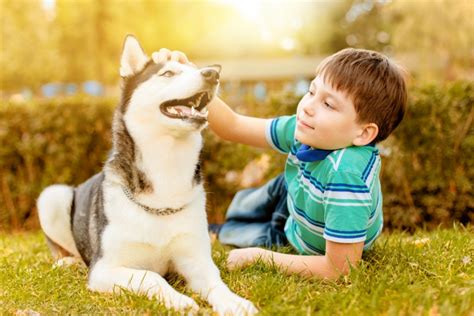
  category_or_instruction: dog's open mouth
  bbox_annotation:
[160,92,211,122]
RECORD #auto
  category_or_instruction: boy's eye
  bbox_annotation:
[308,90,315,96]
[324,101,333,109]
[160,70,175,77]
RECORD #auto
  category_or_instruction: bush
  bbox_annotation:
[0,97,114,230]
[381,81,474,230]
[0,82,472,230]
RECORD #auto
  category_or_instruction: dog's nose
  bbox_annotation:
[201,69,220,84]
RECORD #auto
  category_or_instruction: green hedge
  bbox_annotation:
[381,81,473,230]
[0,82,472,231]
[0,98,114,230]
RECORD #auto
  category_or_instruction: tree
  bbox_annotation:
[390,0,474,81]
[0,0,58,90]
[324,0,473,81]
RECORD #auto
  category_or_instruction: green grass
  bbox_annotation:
[1,225,473,315]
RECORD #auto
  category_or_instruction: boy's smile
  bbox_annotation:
[295,75,365,150]
[297,117,314,130]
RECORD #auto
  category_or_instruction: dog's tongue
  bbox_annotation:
[174,106,192,116]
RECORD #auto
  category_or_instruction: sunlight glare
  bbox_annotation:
[218,0,262,21]
[280,37,296,51]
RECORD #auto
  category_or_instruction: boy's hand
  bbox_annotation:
[151,48,193,65]
[227,247,266,270]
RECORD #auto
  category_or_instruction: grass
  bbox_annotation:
[1,225,473,315]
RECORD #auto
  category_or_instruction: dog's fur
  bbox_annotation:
[37,35,257,315]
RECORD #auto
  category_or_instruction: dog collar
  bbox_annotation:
[296,144,333,162]
[121,186,185,216]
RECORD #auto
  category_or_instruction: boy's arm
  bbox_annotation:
[227,241,364,279]
[207,97,270,148]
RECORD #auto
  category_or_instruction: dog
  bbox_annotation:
[37,35,257,315]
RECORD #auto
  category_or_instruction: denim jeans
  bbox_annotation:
[218,174,289,248]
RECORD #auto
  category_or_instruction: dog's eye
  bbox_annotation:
[160,70,175,77]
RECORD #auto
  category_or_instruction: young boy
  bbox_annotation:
[154,48,407,279]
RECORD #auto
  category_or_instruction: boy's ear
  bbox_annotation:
[120,35,149,77]
[352,123,379,146]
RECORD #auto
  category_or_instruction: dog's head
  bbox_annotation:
[119,35,220,136]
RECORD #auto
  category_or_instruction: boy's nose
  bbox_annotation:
[201,69,220,84]
[303,104,315,116]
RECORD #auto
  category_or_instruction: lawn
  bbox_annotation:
[1,225,473,315]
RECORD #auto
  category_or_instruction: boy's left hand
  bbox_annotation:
[227,247,266,270]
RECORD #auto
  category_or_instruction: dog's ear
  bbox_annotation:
[120,35,149,77]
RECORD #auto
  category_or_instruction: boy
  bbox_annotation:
[154,48,407,279]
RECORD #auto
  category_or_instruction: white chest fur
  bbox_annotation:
[101,119,209,270]
[136,133,202,208]
[100,181,209,272]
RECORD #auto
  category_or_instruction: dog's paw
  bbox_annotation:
[53,256,83,268]
[210,292,258,316]
[157,292,199,313]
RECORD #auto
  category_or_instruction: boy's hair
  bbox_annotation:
[316,48,407,143]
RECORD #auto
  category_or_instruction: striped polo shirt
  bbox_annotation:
[265,115,383,255]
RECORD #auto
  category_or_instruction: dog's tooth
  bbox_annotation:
[191,107,196,116]
[196,94,203,105]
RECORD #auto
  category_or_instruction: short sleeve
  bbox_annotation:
[265,115,296,154]
[323,171,372,243]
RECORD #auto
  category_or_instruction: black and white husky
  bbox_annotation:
[37,35,257,315]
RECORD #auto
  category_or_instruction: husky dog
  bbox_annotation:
[37,35,257,315]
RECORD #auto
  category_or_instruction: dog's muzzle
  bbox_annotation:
[159,65,221,124]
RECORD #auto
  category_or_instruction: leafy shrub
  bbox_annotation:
[381,81,473,230]
[0,82,472,230]
[0,97,114,230]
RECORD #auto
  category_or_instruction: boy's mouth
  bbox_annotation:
[297,117,314,130]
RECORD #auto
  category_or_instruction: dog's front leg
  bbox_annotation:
[172,237,258,315]
[88,261,199,312]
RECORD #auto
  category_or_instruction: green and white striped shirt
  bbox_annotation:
[265,115,383,255]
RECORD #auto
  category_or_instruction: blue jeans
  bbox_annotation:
[218,174,289,248]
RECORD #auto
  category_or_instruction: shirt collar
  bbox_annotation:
[295,144,333,162]
[295,143,377,163]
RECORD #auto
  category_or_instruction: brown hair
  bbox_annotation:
[316,48,407,143]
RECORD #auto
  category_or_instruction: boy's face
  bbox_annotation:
[295,75,364,150]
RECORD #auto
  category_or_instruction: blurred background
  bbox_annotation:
[2,0,473,98]
[0,0,473,231]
